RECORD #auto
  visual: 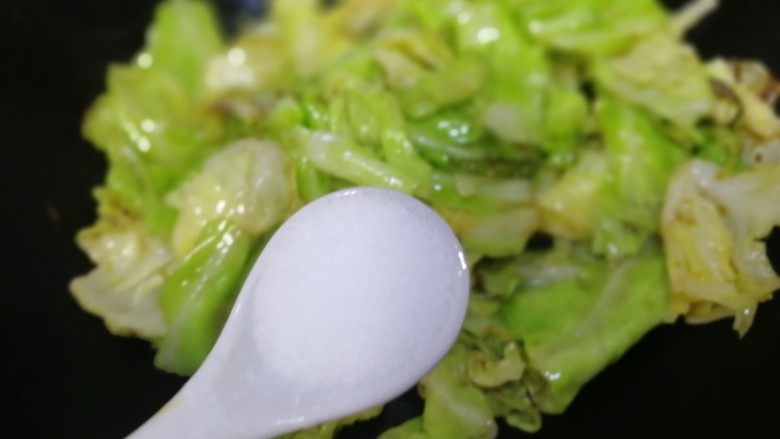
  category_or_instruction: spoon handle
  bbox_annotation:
[127,362,316,439]
[127,392,239,439]
[127,378,286,439]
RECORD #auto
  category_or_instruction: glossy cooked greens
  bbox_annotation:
[70,0,780,437]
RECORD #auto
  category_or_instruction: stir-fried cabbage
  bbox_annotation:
[662,160,780,334]
[71,220,174,339]
[71,0,780,437]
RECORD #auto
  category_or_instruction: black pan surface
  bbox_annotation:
[1,1,779,438]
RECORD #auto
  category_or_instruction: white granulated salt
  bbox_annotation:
[248,188,467,388]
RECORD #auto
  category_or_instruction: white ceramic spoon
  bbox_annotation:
[128,187,470,439]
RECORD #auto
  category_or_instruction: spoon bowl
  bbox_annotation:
[128,187,470,439]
